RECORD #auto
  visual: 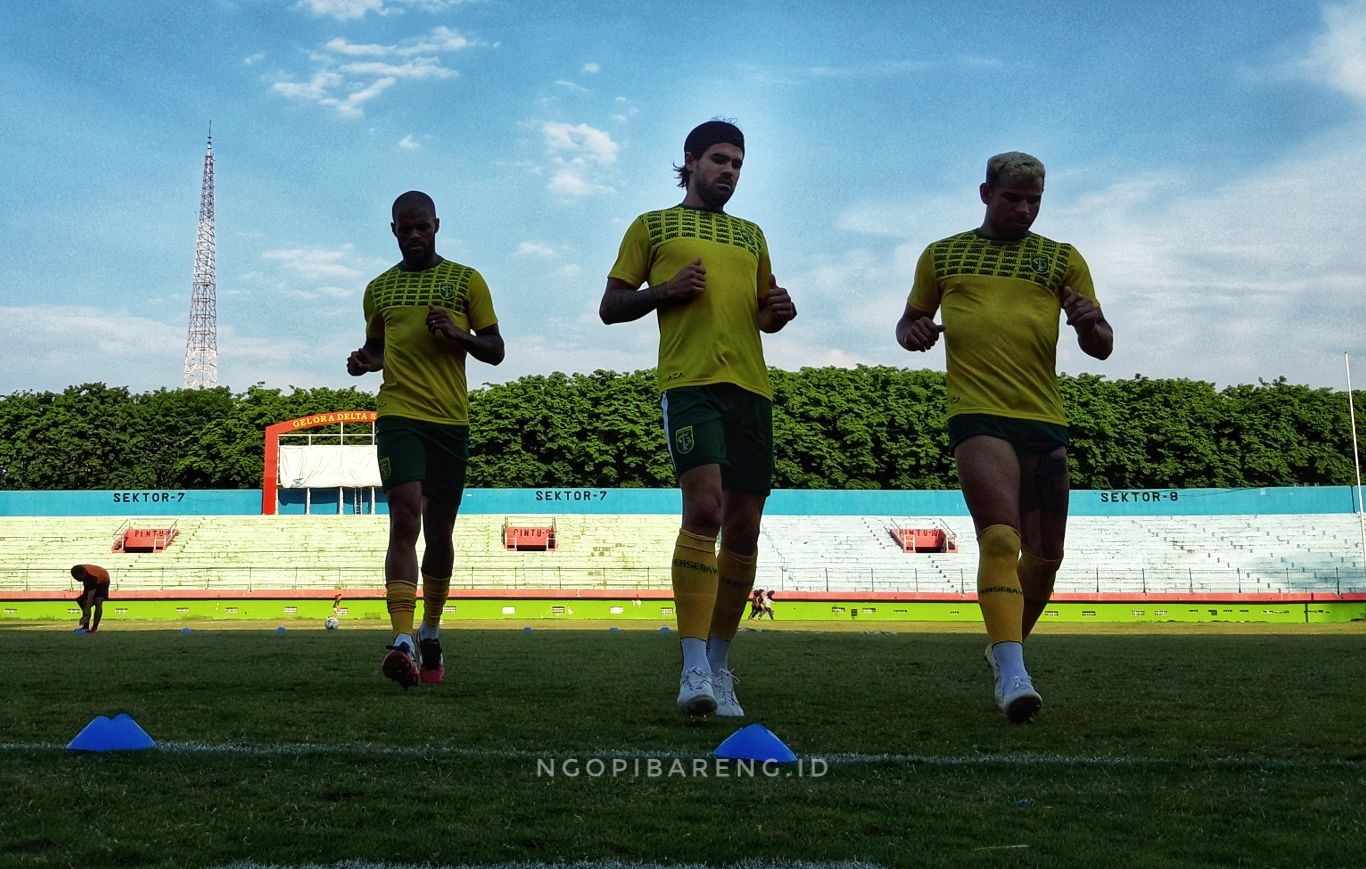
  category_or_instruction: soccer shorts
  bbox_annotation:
[77,583,110,602]
[661,383,773,494]
[948,413,1069,455]
[375,416,469,507]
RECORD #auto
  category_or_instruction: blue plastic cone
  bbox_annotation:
[275,626,287,633]
[522,626,533,633]
[179,627,192,634]
[67,714,155,752]
[609,626,619,632]
[73,628,86,635]
[714,723,797,763]
[659,626,672,633]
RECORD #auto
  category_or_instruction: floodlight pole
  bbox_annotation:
[1347,353,1366,585]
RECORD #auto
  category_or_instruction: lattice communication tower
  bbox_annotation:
[183,127,218,389]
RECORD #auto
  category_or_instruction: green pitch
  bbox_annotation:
[1,622,1364,867]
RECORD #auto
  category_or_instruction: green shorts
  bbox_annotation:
[948,413,1069,455]
[661,383,773,494]
[375,416,469,506]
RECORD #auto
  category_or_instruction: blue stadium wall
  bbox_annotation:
[0,485,1360,517]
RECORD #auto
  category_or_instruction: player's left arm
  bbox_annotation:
[427,272,505,365]
[758,274,796,333]
[427,308,505,365]
[1060,251,1112,360]
[755,242,795,333]
[1061,287,1112,360]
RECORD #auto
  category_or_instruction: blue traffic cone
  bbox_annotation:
[714,723,797,763]
[609,626,620,632]
[180,627,192,634]
[659,626,672,633]
[275,626,287,633]
[522,626,533,633]
[67,714,155,752]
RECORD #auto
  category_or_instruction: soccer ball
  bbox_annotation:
[324,615,340,631]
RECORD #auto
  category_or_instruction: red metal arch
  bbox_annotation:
[261,411,377,514]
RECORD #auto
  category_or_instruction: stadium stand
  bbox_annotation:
[2,510,1362,596]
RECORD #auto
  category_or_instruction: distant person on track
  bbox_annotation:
[347,190,505,688]
[71,564,110,633]
[762,588,776,620]
[748,588,766,621]
[895,152,1113,723]
[600,120,797,719]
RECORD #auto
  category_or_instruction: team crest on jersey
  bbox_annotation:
[1031,256,1050,275]
[439,284,455,301]
[675,426,695,455]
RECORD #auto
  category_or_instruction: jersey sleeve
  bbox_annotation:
[1066,247,1099,307]
[607,216,653,288]
[363,280,383,340]
[466,269,499,331]
[906,245,942,315]
[754,225,774,299]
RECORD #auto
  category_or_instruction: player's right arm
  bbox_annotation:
[349,290,385,375]
[347,335,384,376]
[598,259,707,325]
[896,245,945,352]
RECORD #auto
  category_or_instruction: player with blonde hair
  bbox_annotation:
[896,152,1113,722]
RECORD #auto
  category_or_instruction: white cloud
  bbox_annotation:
[542,122,618,165]
[271,27,476,117]
[295,0,383,20]
[325,38,391,57]
[554,80,589,94]
[398,134,421,151]
[547,168,613,197]
[0,306,184,392]
[1298,0,1366,100]
[540,122,619,198]
[295,0,470,20]
[340,58,455,80]
[262,246,369,283]
[514,242,557,258]
[582,63,600,74]
[243,52,265,66]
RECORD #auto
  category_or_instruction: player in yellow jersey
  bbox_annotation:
[347,190,504,688]
[600,120,797,718]
[895,153,1113,722]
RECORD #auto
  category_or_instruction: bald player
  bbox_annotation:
[600,120,797,719]
[896,152,1113,723]
[348,190,505,689]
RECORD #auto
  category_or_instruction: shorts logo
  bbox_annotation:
[675,426,695,455]
[1031,256,1050,275]
[439,284,455,301]
[379,457,392,480]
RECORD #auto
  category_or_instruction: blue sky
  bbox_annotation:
[1,0,1364,395]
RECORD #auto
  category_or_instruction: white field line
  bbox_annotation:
[214,861,888,869]
[1,740,1363,770]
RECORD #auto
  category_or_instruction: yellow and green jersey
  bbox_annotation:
[609,205,773,399]
[908,230,1099,426]
[363,258,498,426]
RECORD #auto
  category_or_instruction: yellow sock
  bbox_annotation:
[671,529,719,640]
[1019,550,1062,640]
[421,573,451,629]
[709,548,757,642]
[385,580,418,636]
[976,524,1023,645]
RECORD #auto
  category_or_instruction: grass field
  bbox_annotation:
[2,620,1364,868]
